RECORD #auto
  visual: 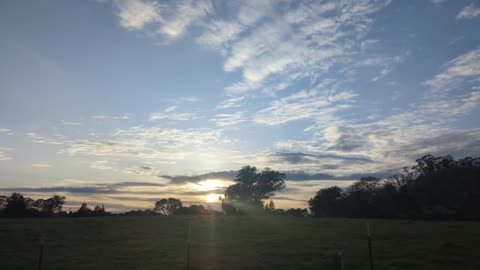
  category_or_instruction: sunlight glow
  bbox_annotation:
[205,193,221,203]
[195,179,223,191]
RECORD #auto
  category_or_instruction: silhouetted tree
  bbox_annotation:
[92,204,109,216]
[222,166,286,215]
[122,209,156,216]
[77,203,92,216]
[309,155,480,220]
[31,195,66,216]
[308,186,343,217]
[175,205,208,216]
[154,198,182,215]
[344,177,381,218]
[409,156,480,219]
[286,208,308,217]
[264,199,275,211]
[4,193,28,217]
[221,198,237,215]
[0,195,7,210]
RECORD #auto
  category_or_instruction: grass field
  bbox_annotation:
[1,216,480,270]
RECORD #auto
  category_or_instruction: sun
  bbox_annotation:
[195,179,222,191]
[205,193,220,203]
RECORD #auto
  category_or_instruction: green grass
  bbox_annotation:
[1,216,479,270]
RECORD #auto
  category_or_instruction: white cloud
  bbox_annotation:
[115,0,212,39]
[90,160,117,170]
[360,39,379,50]
[149,105,197,121]
[116,0,161,30]
[417,49,480,119]
[211,111,246,127]
[113,0,392,95]
[63,126,225,162]
[218,0,392,94]
[32,163,52,168]
[179,96,200,102]
[125,165,160,175]
[259,50,480,174]
[215,96,245,110]
[0,147,12,161]
[254,89,356,126]
[267,83,480,175]
[149,112,196,121]
[355,54,406,82]
[430,0,447,6]
[92,115,130,120]
[235,0,275,26]
[164,105,177,112]
[26,132,65,145]
[161,0,212,39]
[196,20,245,51]
[423,48,480,92]
[422,90,480,116]
[224,80,263,95]
[0,128,14,135]
[456,3,480,20]
[61,120,82,126]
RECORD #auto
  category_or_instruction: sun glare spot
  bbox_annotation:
[195,179,222,191]
[205,193,220,203]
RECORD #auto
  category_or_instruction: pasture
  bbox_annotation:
[1,216,479,270]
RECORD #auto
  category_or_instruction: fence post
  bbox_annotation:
[186,221,192,270]
[366,223,374,270]
[334,251,344,270]
[37,239,44,270]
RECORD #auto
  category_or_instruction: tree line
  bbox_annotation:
[309,155,480,219]
[123,199,223,216]
[1,154,478,219]
[0,193,223,217]
[0,193,111,217]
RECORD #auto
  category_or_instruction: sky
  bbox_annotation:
[1,0,480,212]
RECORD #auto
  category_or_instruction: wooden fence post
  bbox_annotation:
[367,223,374,270]
[37,239,44,270]
[334,251,344,270]
[186,221,192,270]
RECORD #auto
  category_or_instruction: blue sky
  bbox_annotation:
[1,0,479,211]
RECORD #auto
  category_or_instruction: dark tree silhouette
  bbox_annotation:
[32,195,66,215]
[308,186,342,217]
[93,204,106,215]
[154,198,183,215]
[175,204,207,215]
[348,177,380,192]
[344,177,381,218]
[4,193,28,217]
[410,155,480,219]
[122,209,156,216]
[0,193,67,217]
[222,166,286,215]
[309,155,480,220]
[0,195,7,209]
[264,199,275,211]
[286,208,308,217]
[72,203,110,216]
[77,203,92,216]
